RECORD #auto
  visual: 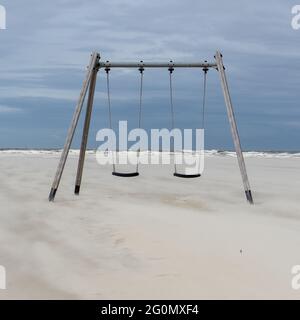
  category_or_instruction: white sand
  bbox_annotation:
[0,152,300,299]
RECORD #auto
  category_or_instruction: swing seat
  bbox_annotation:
[112,172,139,177]
[173,173,201,178]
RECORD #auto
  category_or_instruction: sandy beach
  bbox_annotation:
[0,151,300,299]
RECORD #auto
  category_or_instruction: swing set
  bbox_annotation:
[48,51,254,204]
[104,60,207,178]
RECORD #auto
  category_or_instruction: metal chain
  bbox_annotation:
[138,67,144,129]
[169,67,175,131]
[202,68,208,129]
[105,67,116,172]
[136,66,144,172]
[105,69,113,130]
[168,66,177,173]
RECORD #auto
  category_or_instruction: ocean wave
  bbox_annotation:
[204,150,300,158]
[0,149,299,159]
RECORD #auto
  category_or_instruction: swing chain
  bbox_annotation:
[202,62,209,129]
[168,62,177,173]
[105,63,116,171]
[168,63,175,131]
[138,63,144,130]
[105,64,112,130]
[136,63,144,171]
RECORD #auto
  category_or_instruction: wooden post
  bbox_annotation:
[215,51,254,204]
[49,52,100,201]
[74,63,99,195]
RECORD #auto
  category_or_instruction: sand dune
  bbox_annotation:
[0,152,300,299]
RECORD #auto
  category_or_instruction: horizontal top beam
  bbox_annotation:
[98,61,217,69]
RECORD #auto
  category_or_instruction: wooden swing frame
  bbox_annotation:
[48,51,254,204]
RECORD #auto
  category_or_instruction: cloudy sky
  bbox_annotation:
[0,0,299,150]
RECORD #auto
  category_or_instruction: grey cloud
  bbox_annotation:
[0,0,299,149]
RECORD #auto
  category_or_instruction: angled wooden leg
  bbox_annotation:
[74,64,99,195]
[215,51,254,204]
[49,52,100,201]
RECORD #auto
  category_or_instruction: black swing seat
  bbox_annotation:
[173,173,201,178]
[112,172,139,177]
